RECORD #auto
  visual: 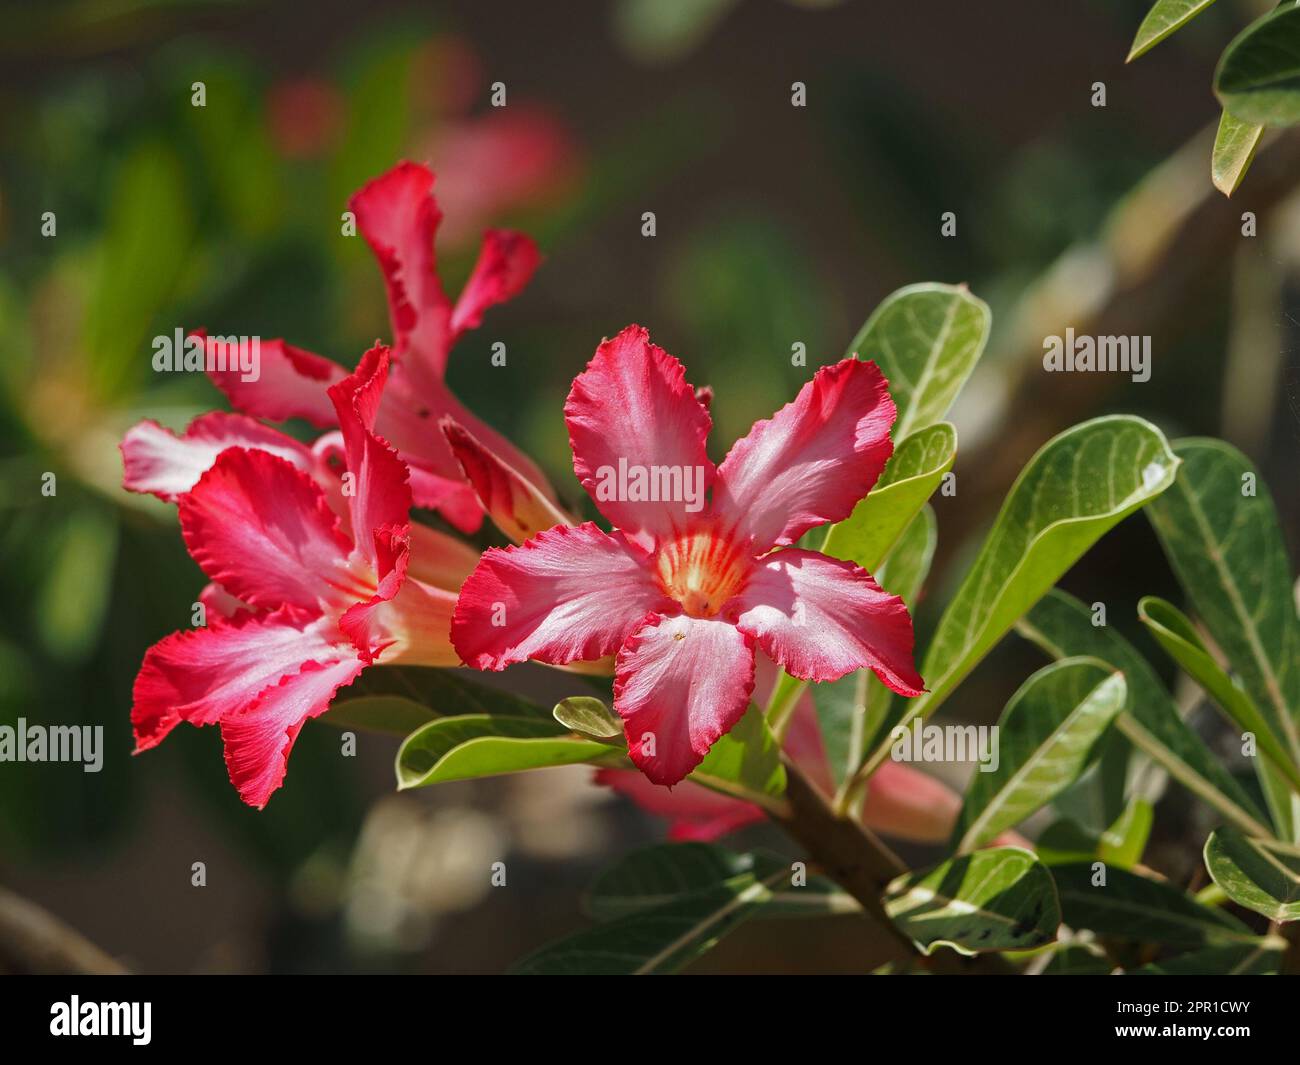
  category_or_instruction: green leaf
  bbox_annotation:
[1017,589,1270,836]
[846,283,990,440]
[1052,863,1255,947]
[583,843,854,921]
[1211,109,1264,197]
[1128,0,1220,62]
[395,715,617,790]
[1146,439,1300,834]
[864,416,1179,775]
[352,666,554,719]
[1204,827,1300,922]
[82,140,193,399]
[953,659,1127,852]
[553,696,624,739]
[35,507,118,663]
[820,422,954,573]
[321,695,438,736]
[883,847,1060,956]
[814,507,937,793]
[1099,798,1154,869]
[1129,937,1286,975]
[1215,4,1300,126]
[1138,595,1300,793]
[688,703,787,804]
[513,872,778,974]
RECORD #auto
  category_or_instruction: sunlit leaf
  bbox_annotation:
[395,715,618,789]
[883,847,1060,956]
[820,422,954,573]
[953,659,1127,852]
[1204,827,1300,922]
[1138,594,1300,794]
[863,417,1178,776]
[1211,108,1263,197]
[1018,589,1270,836]
[1128,0,1221,62]
[847,283,990,439]
[1215,4,1300,126]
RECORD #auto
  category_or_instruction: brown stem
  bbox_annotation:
[769,756,1017,975]
[0,886,126,975]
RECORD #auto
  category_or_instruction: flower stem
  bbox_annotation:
[769,756,1018,974]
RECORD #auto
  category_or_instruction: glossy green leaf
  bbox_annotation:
[688,703,787,804]
[395,715,617,790]
[513,872,777,974]
[1098,798,1154,869]
[1211,109,1263,197]
[1128,0,1220,61]
[953,659,1127,852]
[1204,827,1300,922]
[1215,4,1300,126]
[814,507,937,793]
[1146,439,1300,835]
[1138,594,1300,793]
[553,696,624,739]
[820,422,954,573]
[1129,937,1286,975]
[883,847,1060,956]
[583,843,854,921]
[863,416,1179,776]
[1052,863,1255,947]
[846,282,990,439]
[1017,589,1270,836]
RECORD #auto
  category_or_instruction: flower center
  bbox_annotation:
[655,531,749,618]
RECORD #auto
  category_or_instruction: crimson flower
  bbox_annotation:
[452,326,925,786]
[130,348,458,808]
[198,160,557,532]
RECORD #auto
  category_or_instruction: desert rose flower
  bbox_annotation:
[452,325,925,786]
[198,161,557,532]
[130,347,458,808]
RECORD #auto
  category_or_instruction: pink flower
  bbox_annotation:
[451,326,925,786]
[197,161,557,533]
[130,347,458,808]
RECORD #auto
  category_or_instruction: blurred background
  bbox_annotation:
[0,0,1297,974]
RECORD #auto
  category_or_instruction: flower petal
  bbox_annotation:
[204,332,346,427]
[121,413,315,501]
[220,655,366,808]
[369,362,556,531]
[350,161,453,379]
[180,448,359,613]
[728,548,924,693]
[327,345,412,577]
[451,522,673,670]
[565,325,714,547]
[712,358,895,552]
[614,613,755,786]
[449,229,541,342]
[441,417,570,543]
[342,571,459,668]
[131,607,345,751]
